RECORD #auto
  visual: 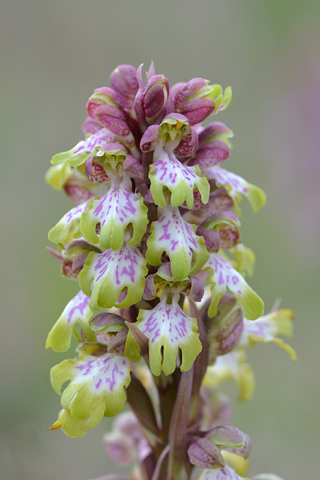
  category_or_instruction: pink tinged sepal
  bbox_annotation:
[188,438,225,469]
[196,464,244,480]
[199,211,241,250]
[85,158,110,183]
[126,296,202,376]
[46,290,95,352]
[202,165,266,215]
[48,201,89,247]
[79,244,148,309]
[81,182,148,250]
[188,140,230,169]
[198,122,234,147]
[174,126,199,158]
[123,154,144,180]
[206,426,252,459]
[149,149,209,209]
[143,74,169,124]
[110,65,139,113]
[86,87,123,119]
[174,78,215,125]
[51,129,114,167]
[146,206,209,280]
[203,253,264,320]
[82,116,103,136]
[238,309,296,360]
[50,352,131,437]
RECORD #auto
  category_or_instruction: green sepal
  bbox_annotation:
[48,201,88,247]
[203,253,264,320]
[46,290,95,352]
[45,162,73,190]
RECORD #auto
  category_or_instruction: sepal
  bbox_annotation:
[46,290,95,352]
[203,253,264,320]
[110,65,139,113]
[51,129,114,167]
[238,309,296,360]
[48,201,89,246]
[202,166,266,215]
[149,150,209,208]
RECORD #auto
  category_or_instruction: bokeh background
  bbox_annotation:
[1,1,319,479]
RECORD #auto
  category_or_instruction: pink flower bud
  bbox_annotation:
[86,87,122,120]
[110,64,139,112]
[188,140,230,169]
[174,78,215,125]
[188,437,225,469]
[94,104,131,136]
[143,74,169,124]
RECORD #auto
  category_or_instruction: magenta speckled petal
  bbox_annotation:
[79,244,147,309]
[128,296,202,376]
[81,181,148,250]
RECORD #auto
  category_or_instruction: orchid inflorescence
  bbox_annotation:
[46,62,295,480]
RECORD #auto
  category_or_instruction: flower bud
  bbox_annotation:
[204,294,244,362]
[82,116,103,136]
[188,140,230,169]
[174,78,215,125]
[206,425,252,459]
[110,64,139,112]
[188,437,225,469]
[198,122,234,147]
[86,87,122,120]
[143,74,169,124]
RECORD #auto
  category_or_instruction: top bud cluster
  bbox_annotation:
[46,63,294,480]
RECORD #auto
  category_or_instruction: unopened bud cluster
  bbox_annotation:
[46,63,295,480]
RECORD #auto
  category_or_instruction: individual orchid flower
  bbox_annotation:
[238,309,296,360]
[201,165,266,216]
[49,351,131,437]
[81,175,148,250]
[146,205,209,279]
[203,253,264,320]
[126,292,202,376]
[79,243,148,309]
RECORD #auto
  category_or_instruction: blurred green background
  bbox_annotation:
[1,1,319,479]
